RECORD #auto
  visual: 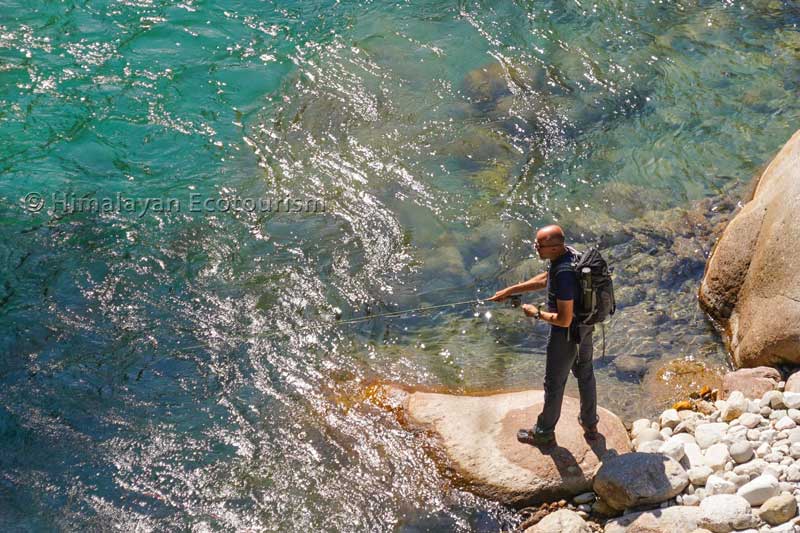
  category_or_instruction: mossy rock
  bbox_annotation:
[463,62,512,104]
[445,126,516,164]
[642,357,725,408]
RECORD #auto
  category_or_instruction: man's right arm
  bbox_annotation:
[488,271,547,301]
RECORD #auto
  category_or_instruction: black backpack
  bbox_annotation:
[567,246,616,326]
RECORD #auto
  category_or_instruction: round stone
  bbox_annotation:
[730,441,754,464]
[758,493,798,526]
[738,412,761,429]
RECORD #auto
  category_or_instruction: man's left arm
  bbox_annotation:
[523,299,573,327]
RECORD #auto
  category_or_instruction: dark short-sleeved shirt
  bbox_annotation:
[546,248,579,329]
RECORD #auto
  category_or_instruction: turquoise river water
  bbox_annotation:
[1,0,800,530]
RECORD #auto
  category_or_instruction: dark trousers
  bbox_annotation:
[536,324,598,433]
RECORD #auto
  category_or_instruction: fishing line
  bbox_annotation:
[170,297,493,353]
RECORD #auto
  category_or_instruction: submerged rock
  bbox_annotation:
[386,386,630,506]
[612,355,649,379]
[700,128,800,368]
[642,358,725,408]
[463,62,512,104]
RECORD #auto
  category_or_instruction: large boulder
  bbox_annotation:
[603,506,703,533]
[720,367,781,400]
[386,387,631,506]
[786,370,800,393]
[699,129,800,367]
[593,453,689,511]
[525,509,592,533]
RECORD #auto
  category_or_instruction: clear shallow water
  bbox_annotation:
[1,0,799,530]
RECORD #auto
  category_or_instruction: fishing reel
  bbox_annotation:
[508,294,522,308]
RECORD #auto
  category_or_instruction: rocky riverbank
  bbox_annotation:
[516,368,800,532]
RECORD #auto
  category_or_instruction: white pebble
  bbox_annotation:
[790,443,800,459]
[762,390,786,409]
[756,442,771,457]
[736,473,780,505]
[706,474,737,495]
[682,494,700,506]
[659,408,681,429]
[738,412,762,429]
[658,437,685,462]
[776,416,797,431]
[689,465,714,486]
[783,391,800,409]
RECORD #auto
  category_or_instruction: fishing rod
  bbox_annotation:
[170,294,543,353]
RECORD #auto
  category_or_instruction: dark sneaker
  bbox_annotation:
[516,426,555,446]
[578,417,600,440]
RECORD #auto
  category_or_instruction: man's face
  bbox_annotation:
[534,237,562,260]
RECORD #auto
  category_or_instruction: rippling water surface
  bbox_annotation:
[1,0,800,530]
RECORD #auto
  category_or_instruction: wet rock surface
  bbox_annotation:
[384,386,631,506]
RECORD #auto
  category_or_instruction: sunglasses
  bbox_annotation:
[534,240,563,249]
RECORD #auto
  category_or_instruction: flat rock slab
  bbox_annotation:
[391,387,631,506]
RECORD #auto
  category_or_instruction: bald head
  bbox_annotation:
[534,224,566,259]
[536,225,565,245]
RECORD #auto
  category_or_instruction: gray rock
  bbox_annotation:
[593,453,689,511]
[573,491,595,505]
[613,355,649,378]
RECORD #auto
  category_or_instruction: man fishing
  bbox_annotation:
[489,224,599,446]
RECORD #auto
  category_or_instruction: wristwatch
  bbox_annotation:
[534,307,541,320]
